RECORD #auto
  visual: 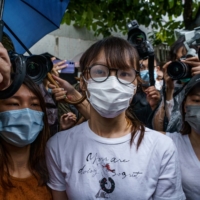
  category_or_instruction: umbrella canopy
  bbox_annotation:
[2,0,69,54]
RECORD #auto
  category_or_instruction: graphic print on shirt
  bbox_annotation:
[95,163,116,198]
[78,152,143,199]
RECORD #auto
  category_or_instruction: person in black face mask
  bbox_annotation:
[164,74,200,199]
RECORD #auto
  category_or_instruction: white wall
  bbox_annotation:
[28,23,144,61]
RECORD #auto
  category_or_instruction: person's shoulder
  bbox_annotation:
[145,127,172,141]
[144,127,175,150]
[46,121,87,149]
[166,131,184,145]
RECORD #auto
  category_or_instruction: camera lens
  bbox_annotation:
[167,61,190,80]
[26,55,52,84]
[26,62,40,77]
[129,32,146,46]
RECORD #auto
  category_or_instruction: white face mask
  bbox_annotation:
[155,80,163,91]
[85,76,136,118]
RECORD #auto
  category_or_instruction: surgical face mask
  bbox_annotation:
[185,105,200,135]
[0,108,44,147]
[140,70,157,82]
[85,76,136,118]
[155,80,163,91]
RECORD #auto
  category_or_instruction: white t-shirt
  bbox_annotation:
[166,132,200,200]
[46,121,185,200]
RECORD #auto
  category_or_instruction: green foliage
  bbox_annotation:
[61,0,199,45]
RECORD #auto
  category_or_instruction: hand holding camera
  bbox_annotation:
[184,57,200,76]
[167,56,200,80]
[0,43,11,90]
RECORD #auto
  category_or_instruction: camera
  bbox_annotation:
[0,32,53,99]
[167,27,200,80]
[0,52,53,99]
[127,20,154,59]
[9,52,53,84]
[127,20,155,86]
[167,57,192,80]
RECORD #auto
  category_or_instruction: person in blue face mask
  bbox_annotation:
[0,75,52,199]
[129,56,162,129]
[160,74,200,199]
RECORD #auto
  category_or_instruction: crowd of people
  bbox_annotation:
[0,33,199,200]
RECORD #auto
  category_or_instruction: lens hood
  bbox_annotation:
[167,61,190,80]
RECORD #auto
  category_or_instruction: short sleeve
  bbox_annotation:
[153,139,185,200]
[166,132,180,146]
[45,135,66,191]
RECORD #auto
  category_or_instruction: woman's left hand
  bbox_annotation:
[60,112,77,131]
[182,57,200,76]
[51,57,68,77]
[145,86,161,111]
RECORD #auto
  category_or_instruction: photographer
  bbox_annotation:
[152,47,200,132]
[130,57,162,128]
[161,74,200,199]
[127,20,163,128]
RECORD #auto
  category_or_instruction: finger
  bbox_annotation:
[56,60,67,66]
[48,83,57,89]
[150,95,159,99]
[61,113,69,118]
[51,68,59,76]
[184,57,199,62]
[56,64,68,71]
[182,60,200,67]
[52,74,66,86]
[147,91,159,96]
[191,70,200,76]
[51,87,65,94]
[51,57,56,61]
[52,89,67,97]
[191,66,200,72]
[54,94,67,101]
[0,73,3,83]
[162,61,172,71]
[67,113,76,118]
[144,86,157,93]
[68,115,77,120]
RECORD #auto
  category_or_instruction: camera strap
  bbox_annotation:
[148,54,155,86]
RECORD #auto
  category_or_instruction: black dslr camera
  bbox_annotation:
[0,52,53,99]
[167,27,200,80]
[127,20,155,86]
[9,52,53,84]
[127,20,154,59]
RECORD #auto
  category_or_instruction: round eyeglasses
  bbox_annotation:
[83,64,139,85]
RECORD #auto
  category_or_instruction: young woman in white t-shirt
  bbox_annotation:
[45,36,185,200]
[166,74,200,200]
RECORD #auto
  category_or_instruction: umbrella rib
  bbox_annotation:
[4,22,32,55]
[21,0,60,28]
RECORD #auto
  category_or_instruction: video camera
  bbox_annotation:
[127,20,154,59]
[127,20,155,86]
[167,27,200,80]
[0,52,53,99]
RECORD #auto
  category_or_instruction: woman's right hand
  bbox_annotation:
[60,112,77,130]
[48,74,82,103]
[163,61,174,90]
[163,61,174,101]
[0,43,12,90]
[48,75,90,120]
